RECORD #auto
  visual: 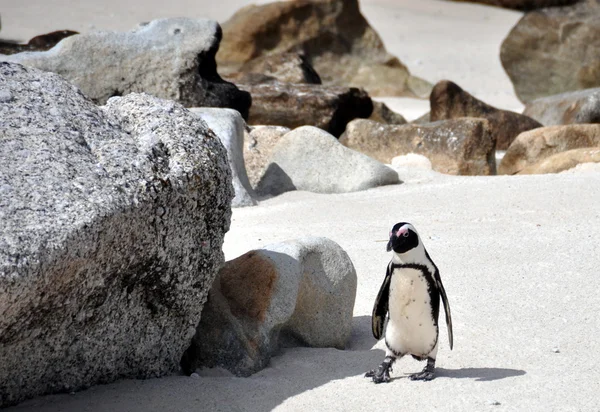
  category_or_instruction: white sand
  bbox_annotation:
[4,1,600,411]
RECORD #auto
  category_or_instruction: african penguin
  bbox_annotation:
[365,222,453,383]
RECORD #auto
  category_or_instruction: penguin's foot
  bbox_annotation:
[409,357,435,381]
[365,356,395,384]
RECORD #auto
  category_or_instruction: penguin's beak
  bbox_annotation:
[386,238,392,252]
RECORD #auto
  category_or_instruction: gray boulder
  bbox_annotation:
[523,88,600,126]
[0,18,251,118]
[189,108,257,207]
[181,237,357,377]
[255,126,400,196]
[0,63,233,407]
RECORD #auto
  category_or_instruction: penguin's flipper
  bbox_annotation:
[437,273,453,350]
[372,263,393,340]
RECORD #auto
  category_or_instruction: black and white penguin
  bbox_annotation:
[365,222,453,383]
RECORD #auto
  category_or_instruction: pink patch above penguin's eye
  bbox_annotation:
[389,231,393,238]
[397,227,409,237]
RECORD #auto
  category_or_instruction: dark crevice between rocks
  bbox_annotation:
[195,25,252,120]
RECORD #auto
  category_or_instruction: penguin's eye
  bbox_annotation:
[402,231,409,238]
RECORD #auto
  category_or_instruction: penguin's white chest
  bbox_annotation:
[386,267,438,357]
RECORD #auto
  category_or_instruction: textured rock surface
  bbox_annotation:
[217,0,431,98]
[240,82,373,137]
[500,1,600,103]
[523,87,600,126]
[255,126,399,196]
[227,52,322,85]
[0,63,233,407]
[518,147,600,174]
[0,18,251,117]
[189,108,256,207]
[430,80,542,150]
[369,101,407,125]
[181,237,357,377]
[243,125,291,189]
[340,118,497,175]
[0,30,78,55]
[499,124,600,174]
[446,0,580,10]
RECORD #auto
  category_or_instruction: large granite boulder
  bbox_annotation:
[446,0,580,11]
[499,124,600,174]
[255,126,399,196]
[240,82,373,137]
[523,87,600,126]
[217,0,431,98]
[243,125,291,189]
[501,1,600,103]
[189,108,257,207]
[0,63,233,407]
[0,18,251,118]
[430,80,542,150]
[340,118,497,175]
[518,147,600,174]
[181,237,357,377]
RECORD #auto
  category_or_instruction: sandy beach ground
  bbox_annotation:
[3,1,600,411]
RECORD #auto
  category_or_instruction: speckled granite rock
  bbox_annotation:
[0,18,251,117]
[189,108,257,207]
[181,237,357,377]
[0,62,233,407]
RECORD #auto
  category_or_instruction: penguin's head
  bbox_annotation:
[386,222,420,254]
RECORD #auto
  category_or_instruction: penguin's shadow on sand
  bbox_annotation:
[436,367,526,382]
[347,316,526,383]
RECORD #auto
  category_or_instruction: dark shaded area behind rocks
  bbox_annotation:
[446,0,581,11]
[240,82,373,137]
[0,30,78,55]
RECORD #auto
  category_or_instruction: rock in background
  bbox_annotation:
[0,63,233,407]
[217,0,431,98]
[189,108,257,207]
[0,18,251,118]
[501,1,600,103]
[229,52,322,85]
[340,118,497,175]
[255,126,400,196]
[243,126,291,189]
[499,124,600,174]
[430,80,541,149]
[523,87,600,126]
[369,101,408,125]
[518,147,600,174]
[181,237,357,377]
[240,82,373,137]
